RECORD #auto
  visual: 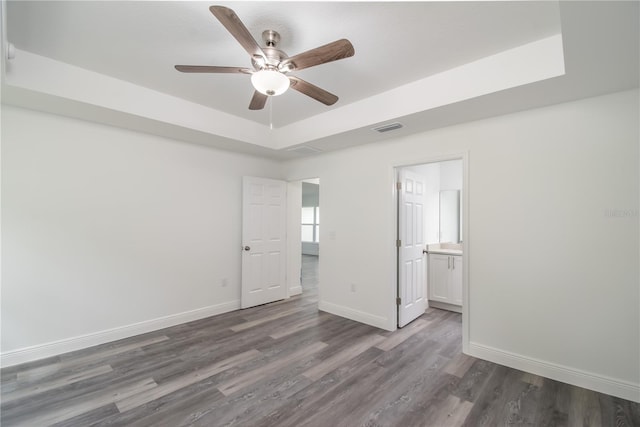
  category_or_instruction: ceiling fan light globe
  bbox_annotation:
[251,69,290,96]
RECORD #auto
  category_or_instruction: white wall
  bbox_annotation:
[1,106,283,363]
[284,89,639,401]
[2,90,638,401]
[407,163,440,244]
[439,159,463,190]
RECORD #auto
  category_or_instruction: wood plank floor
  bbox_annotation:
[2,255,639,426]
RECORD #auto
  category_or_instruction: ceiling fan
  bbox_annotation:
[175,6,355,110]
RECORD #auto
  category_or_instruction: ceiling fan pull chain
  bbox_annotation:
[269,97,273,130]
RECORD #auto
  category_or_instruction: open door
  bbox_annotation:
[397,169,427,327]
[242,176,287,308]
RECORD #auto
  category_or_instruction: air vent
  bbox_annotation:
[285,145,322,155]
[372,122,403,133]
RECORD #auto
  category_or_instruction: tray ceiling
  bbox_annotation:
[2,1,638,158]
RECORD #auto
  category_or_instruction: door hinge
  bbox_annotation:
[396,182,402,190]
[396,297,401,305]
[396,239,401,248]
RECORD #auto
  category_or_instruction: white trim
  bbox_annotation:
[286,180,303,299]
[319,301,393,331]
[461,152,470,354]
[468,342,640,403]
[392,151,469,349]
[428,301,462,314]
[288,285,303,296]
[1,300,240,368]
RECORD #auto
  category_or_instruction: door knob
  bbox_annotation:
[243,246,251,251]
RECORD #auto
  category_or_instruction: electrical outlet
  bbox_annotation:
[350,283,356,292]
[221,278,228,287]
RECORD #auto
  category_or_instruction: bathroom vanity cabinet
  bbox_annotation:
[428,252,462,312]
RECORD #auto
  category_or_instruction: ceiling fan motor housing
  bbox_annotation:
[252,47,288,70]
[251,30,289,71]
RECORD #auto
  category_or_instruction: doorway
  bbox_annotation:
[301,179,320,295]
[286,178,320,298]
[396,157,466,328]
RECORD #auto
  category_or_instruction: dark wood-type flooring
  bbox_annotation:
[2,256,639,426]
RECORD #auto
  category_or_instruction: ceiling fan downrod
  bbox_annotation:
[262,30,280,48]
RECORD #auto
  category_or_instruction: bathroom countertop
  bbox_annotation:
[426,243,462,256]
[427,248,462,256]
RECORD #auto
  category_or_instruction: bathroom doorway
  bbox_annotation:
[395,157,466,328]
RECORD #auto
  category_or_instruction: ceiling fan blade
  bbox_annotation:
[288,76,338,106]
[249,91,268,110]
[280,39,354,72]
[175,65,252,74]
[209,6,266,60]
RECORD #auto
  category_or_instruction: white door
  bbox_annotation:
[242,176,287,309]
[398,169,427,327]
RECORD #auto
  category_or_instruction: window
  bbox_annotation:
[301,206,319,243]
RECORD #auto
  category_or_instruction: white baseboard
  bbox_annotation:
[319,301,393,331]
[468,341,640,403]
[288,285,302,296]
[428,300,462,314]
[1,300,240,368]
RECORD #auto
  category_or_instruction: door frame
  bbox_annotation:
[286,177,321,299]
[286,180,303,297]
[391,151,470,353]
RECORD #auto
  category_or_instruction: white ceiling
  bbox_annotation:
[2,1,638,159]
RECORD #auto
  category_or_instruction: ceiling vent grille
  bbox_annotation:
[286,145,322,155]
[372,122,403,133]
